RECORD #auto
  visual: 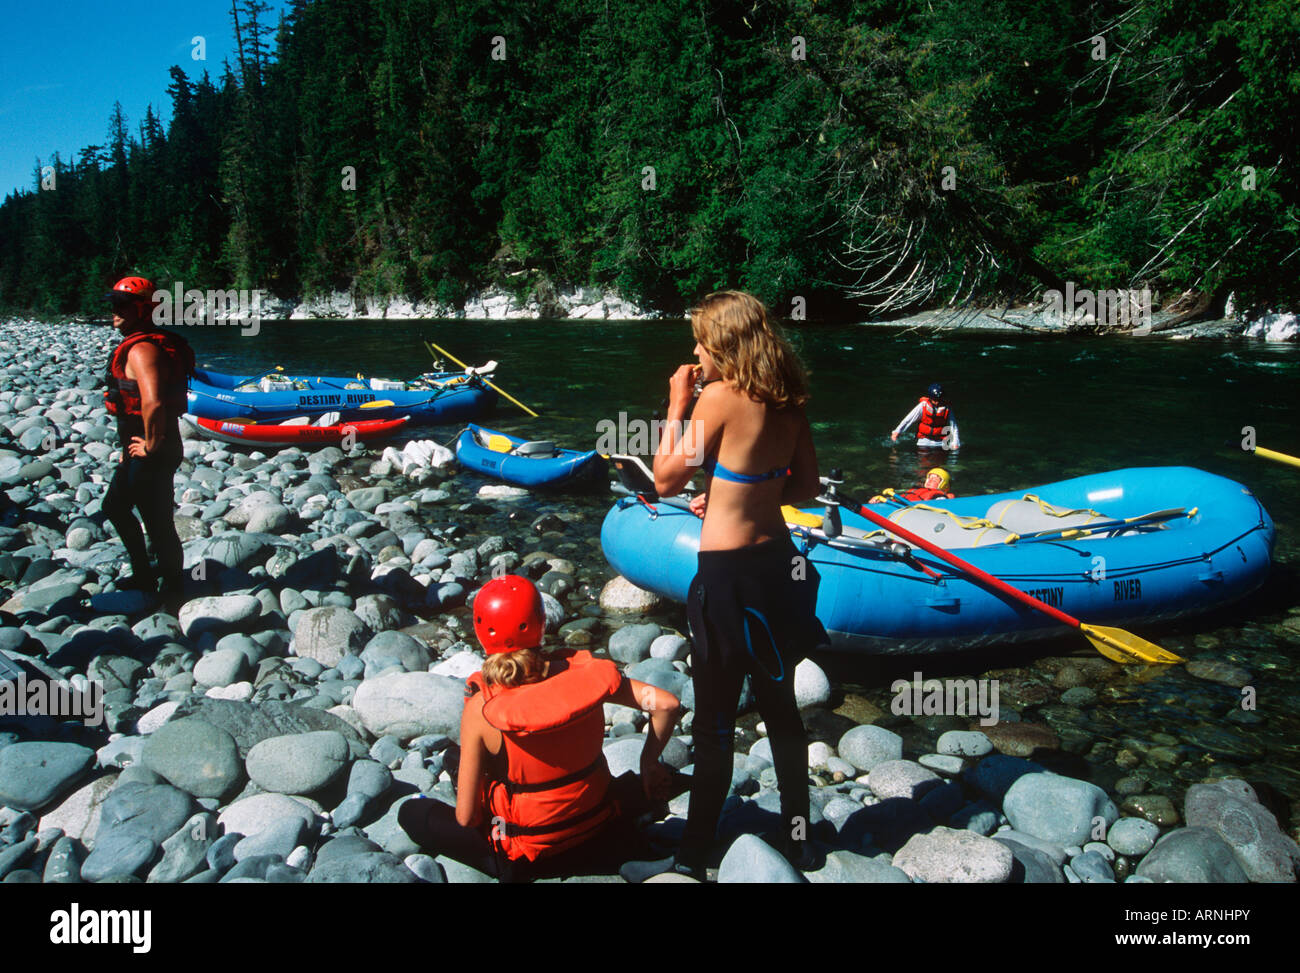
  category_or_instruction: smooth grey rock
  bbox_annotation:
[995,837,1066,884]
[218,794,319,841]
[80,829,158,882]
[147,813,217,883]
[793,658,831,709]
[1135,827,1250,883]
[360,630,432,677]
[0,742,95,810]
[234,815,308,862]
[246,731,350,794]
[1184,778,1300,883]
[967,755,1047,802]
[43,835,81,883]
[352,671,464,742]
[837,725,903,774]
[894,826,1014,883]
[141,717,243,799]
[608,623,661,664]
[98,783,195,844]
[867,760,942,800]
[1003,774,1118,846]
[806,850,911,883]
[307,851,418,883]
[293,605,371,668]
[717,834,805,884]
[178,594,262,638]
[1106,817,1160,857]
[938,730,993,757]
[193,647,250,688]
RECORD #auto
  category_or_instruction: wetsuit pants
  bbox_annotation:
[678,537,828,869]
[398,771,659,882]
[101,448,183,593]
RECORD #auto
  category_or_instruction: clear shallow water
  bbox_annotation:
[183,319,1300,810]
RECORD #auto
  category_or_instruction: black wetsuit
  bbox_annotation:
[677,535,829,869]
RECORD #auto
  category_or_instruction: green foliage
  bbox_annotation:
[0,0,1296,317]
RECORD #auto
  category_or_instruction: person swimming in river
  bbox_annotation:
[398,574,685,882]
[891,383,960,450]
[869,467,955,504]
[626,290,829,881]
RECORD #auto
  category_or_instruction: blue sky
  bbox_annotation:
[0,0,293,200]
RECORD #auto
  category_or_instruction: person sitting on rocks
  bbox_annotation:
[399,575,684,881]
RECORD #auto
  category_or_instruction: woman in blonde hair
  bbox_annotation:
[399,574,683,881]
[640,290,828,880]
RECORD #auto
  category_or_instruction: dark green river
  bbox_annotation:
[183,319,1300,813]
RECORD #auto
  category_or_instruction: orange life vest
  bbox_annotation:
[104,329,195,417]
[917,397,950,441]
[465,650,623,862]
[899,486,954,501]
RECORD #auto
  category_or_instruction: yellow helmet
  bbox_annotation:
[927,468,951,491]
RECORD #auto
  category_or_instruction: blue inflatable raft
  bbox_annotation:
[456,424,606,489]
[186,368,497,424]
[600,467,1275,654]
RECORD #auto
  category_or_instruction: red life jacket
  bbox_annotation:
[916,397,950,440]
[104,329,195,416]
[465,650,623,862]
[899,486,955,502]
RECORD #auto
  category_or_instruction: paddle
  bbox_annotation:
[358,399,396,410]
[1012,507,1192,543]
[818,471,1185,665]
[1254,445,1300,470]
[424,340,539,417]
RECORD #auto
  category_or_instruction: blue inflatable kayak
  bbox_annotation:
[186,368,497,424]
[601,467,1275,654]
[456,424,606,489]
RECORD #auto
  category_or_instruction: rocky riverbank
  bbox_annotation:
[0,319,1296,884]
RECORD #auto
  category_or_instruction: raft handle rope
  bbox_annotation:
[895,502,1022,546]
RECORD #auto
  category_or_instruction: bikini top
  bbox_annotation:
[701,454,790,485]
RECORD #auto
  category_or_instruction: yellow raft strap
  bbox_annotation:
[1015,493,1105,523]
[897,503,1021,545]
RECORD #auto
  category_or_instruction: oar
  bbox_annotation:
[820,473,1184,665]
[424,340,539,417]
[1012,507,1192,543]
[358,399,396,410]
[1255,446,1300,469]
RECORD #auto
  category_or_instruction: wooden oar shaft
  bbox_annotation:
[1255,446,1300,469]
[853,502,1082,629]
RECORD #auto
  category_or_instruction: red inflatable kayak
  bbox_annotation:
[183,413,411,447]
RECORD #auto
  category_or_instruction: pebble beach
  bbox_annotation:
[1,319,1297,885]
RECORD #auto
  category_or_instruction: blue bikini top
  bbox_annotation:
[701,454,790,484]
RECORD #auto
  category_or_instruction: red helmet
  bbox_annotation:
[106,276,158,304]
[473,575,546,654]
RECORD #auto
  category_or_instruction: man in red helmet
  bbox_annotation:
[100,276,195,603]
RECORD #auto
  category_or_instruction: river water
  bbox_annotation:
[184,319,1300,813]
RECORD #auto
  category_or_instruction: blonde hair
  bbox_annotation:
[691,291,810,409]
[481,647,546,689]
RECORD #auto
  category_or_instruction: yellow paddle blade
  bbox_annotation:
[1256,446,1300,469]
[1080,623,1185,665]
[358,399,395,409]
[487,433,514,453]
[782,505,822,528]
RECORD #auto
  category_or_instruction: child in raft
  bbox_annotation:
[869,467,955,504]
[398,574,684,881]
